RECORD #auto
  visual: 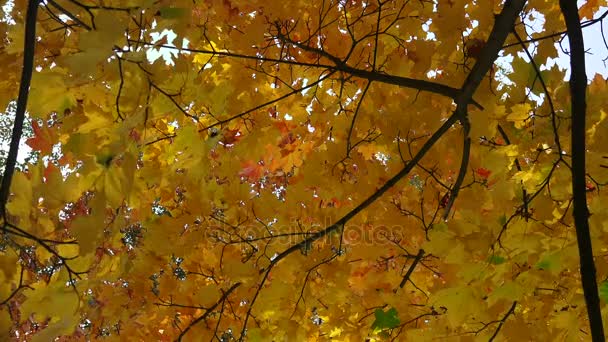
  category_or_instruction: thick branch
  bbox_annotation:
[0,0,40,216]
[443,114,471,220]
[131,41,477,107]
[560,1,605,341]
[459,0,527,99]
[445,0,526,218]
[243,1,526,336]
[263,0,526,282]
[275,33,476,106]
[261,112,461,272]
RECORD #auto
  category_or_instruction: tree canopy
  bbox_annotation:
[1,0,608,340]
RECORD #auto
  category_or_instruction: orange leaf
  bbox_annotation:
[239,160,264,181]
[476,167,492,179]
[26,121,54,154]
[220,128,241,145]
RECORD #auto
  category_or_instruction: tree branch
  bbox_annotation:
[176,282,241,342]
[445,0,526,218]
[0,0,40,216]
[560,1,605,341]
[443,114,471,220]
[47,0,92,31]
[129,40,481,108]
[261,111,461,273]
[395,248,425,291]
[488,301,517,342]
[261,0,526,287]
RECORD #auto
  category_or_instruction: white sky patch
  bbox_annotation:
[300,78,310,95]
[146,29,181,65]
[523,7,608,79]
[58,14,71,25]
[306,99,315,115]
[374,152,389,165]
[495,53,514,89]
[463,20,479,37]
[426,69,443,78]
[553,7,608,79]
[1,0,15,24]
[168,120,179,129]
[342,88,363,108]
[422,19,436,40]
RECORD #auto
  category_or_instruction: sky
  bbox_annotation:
[551,7,608,79]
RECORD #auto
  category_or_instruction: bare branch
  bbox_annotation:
[176,282,241,342]
[560,1,605,340]
[0,0,40,216]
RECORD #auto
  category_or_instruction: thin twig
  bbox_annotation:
[176,282,241,342]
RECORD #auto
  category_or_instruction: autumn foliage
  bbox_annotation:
[2,0,608,341]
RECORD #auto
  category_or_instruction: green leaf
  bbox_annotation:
[599,281,608,302]
[488,255,506,265]
[536,252,560,272]
[159,7,187,19]
[371,307,400,331]
[498,214,507,226]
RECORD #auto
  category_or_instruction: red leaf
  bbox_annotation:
[439,192,450,208]
[26,121,53,154]
[221,128,240,145]
[476,167,492,179]
[465,38,485,59]
[239,160,264,181]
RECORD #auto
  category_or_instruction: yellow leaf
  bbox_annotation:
[31,315,79,342]
[223,257,257,281]
[432,286,478,327]
[103,151,137,207]
[329,327,343,337]
[506,103,532,128]
[196,284,221,307]
[71,193,106,255]
[0,309,12,341]
[487,281,525,306]
[6,172,32,219]
[20,282,79,323]
[28,70,76,117]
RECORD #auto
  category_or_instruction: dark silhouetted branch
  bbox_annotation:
[0,0,40,216]
[560,1,605,341]
[176,282,241,342]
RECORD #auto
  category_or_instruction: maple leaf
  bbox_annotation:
[220,128,241,145]
[476,167,491,179]
[25,121,54,154]
[1,1,607,341]
[371,307,400,332]
[238,160,264,181]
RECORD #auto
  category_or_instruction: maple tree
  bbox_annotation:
[2,0,608,340]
